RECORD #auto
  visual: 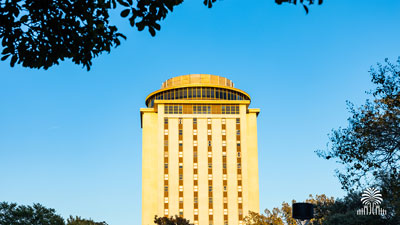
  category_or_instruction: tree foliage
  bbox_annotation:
[244,193,397,225]
[317,57,400,191]
[275,0,323,14]
[0,0,126,70]
[154,215,193,225]
[0,202,65,225]
[244,209,284,225]
[0,202,109,225]
[0,0,322,70]
[244,194,334,225]
[66,216,108,225]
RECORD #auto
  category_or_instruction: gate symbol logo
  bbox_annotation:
[357,187,387,216]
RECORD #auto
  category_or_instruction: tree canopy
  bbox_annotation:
[0,202,109,225]
[316,57,400,223]
[154,215,193,225]
[0,202,64,225]
[0,0,322,70]
[317,57,400,191]
[67,216,108,225]
[244,193,396,225]
[244,194,334,225]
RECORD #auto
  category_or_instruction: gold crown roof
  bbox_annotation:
[161,74,234,89]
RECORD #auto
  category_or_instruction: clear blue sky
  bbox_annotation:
[1,0,399,224]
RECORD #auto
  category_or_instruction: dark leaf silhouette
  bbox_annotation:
[0,0,322,70]
[121,9,130,17]
[317,57,400,192]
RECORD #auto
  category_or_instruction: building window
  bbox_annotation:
[164,186,168,192]
[164,118,168,124]
[193,118,197,124]
[193,105,211,114]
[179,143,183,146]
[236,118,240,124]
[208,163,212,169]
[209,197,213,203]
[164,105,183,114]
[237,130,240,135]
[208,141,212,146]
[188,88,192,98]
[164,163,168,169]
[209,186,212,192]
[179,118,183,124]
[146,87,249,107]
[222,105,239,114]
[179,129,183,135]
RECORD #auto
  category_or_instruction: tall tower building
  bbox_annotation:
[141,74,260,225]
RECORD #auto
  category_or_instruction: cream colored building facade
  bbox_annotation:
[141,74,260,225]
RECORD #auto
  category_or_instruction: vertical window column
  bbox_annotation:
[236,118,243,223]
[207,118,213,225]
[193,118,199,224]
[164,118,169,216]
[222,118,228,225]
[178,118,184,217]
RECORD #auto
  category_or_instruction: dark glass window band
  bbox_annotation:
[146,87,250,107]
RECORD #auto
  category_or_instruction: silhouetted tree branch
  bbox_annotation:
[317,57,400,192]
[0,0,322,70]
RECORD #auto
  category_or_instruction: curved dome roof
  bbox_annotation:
[145,74,250,107]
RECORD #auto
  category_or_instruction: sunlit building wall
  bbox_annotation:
[141,74,260,225]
